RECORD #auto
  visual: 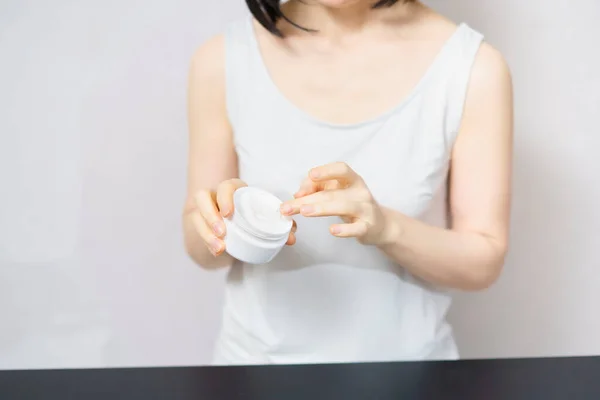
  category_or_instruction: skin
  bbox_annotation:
[184,0,513,290]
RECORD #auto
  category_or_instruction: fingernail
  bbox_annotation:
[211,239,223,253]
[301,205,314,215]
[213,222,225,237]
[331,226,341,235]
[281,204,292,215]
[310,170,320,179]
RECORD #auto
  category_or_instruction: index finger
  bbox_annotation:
[309,162,359,184]
[281,190,343,216]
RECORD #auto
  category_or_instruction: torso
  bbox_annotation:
[213,6,484,365]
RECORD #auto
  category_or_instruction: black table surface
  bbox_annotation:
[1,356,599,400]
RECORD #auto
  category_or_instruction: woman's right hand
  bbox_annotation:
[192,179,247,257]
[192,179,298,258]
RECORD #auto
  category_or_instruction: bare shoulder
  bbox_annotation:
[470,42,513,96]
[189,34,226,84]
[417,6,513,92]
[187,33,231,140]
[457,40,513,145]
[187,33,228,125]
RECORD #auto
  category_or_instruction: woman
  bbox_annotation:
[184,0,512,365]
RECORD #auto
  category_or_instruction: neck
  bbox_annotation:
[283,1,386,37]
[283,0,419,39]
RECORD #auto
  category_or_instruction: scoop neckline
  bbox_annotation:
[246,16,467,130]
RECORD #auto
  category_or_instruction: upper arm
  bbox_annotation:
[449,43,513,251]
[185,34,237,211]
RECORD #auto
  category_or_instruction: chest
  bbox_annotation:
[232,25,457,220]
[257,31,447,125]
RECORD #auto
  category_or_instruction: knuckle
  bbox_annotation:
[194,189,213,209]
[217,181,231,193]
[324,181,338,191]
[217,183,234,200]
[323,191,336,202]
[219,179,245,197]
[356,187,371,200]
[193,214,211,237]
[357,221,369,235]
[195,188,210,201]
[352,202,365,215]
[200,229,215,243]
[205,211,221,224]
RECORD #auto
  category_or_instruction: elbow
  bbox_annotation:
[458,241,508,291]
[461,262,504,291]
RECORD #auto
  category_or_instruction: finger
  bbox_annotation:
[298,201,361,218]
[295,177,343,198]
[286,221,297,245]
[195,190,226,237]
[309,162,359,185]
[216,179,247,217]
[286,232,296,246]
[190,211,226,256]
[281,190,344,215]
[294,177,319,198]
[330,221,368,238]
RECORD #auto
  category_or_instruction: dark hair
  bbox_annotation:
[246,0,408,37]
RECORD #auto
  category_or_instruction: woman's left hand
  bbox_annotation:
[280,162,394,246]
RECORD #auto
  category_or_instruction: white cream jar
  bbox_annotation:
[223,187,293,264]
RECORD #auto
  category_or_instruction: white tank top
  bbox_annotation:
[213,16,484,365]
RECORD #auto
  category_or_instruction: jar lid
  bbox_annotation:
[232,187,293,240]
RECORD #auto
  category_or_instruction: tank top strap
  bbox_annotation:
[225,16,483,141]
[224,16,256,129]
[443,24,485,143]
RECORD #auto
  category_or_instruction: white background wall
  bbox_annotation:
[0,0,598,369]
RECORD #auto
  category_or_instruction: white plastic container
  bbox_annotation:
[223,187,293,264]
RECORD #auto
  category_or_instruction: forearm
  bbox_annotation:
[183,211,233,270]
[378,208,507,291]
